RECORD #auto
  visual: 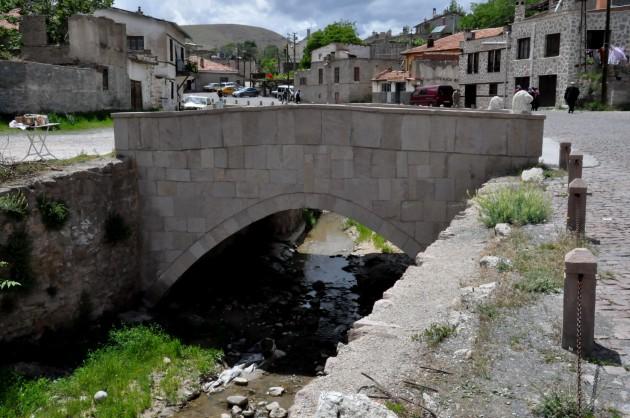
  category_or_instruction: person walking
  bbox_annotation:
[530,87,540,111]
[564,82,580,114]
[295,89,301,104]
[452,89,461,108]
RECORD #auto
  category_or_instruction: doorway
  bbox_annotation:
[538,75,557,107]
[464,84,477,108]
[394,82,406,104]
[130,80,143,111]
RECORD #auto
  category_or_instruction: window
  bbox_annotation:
[489,83,498,95]
[169,39,174,61]
[545,33,560,57]
[334,67,340,83]
[467,53,479,74]
[334,92,340,103]
[381,83,391,92]
[354,67,360,82]
[515,76,530,90]
[102,68,109,91]
[487,49,501,72]
[170,81,174,100]
[127,36,144,51]
[318,68,323,84]
[587,30,607,49]
[180,46,185,61]
[300,77,307,85]
[517,37,530,59]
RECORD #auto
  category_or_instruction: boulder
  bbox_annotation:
[494,223,512,237]
[227,395,248,408]
[266,401,281,411]
[234,377,249,386]
[315,392,398,418]
[269,407,288,418]
[267,386,285,396]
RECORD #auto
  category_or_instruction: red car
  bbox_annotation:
[409,85,454,107]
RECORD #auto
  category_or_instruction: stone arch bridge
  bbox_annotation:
[113,105,543,305]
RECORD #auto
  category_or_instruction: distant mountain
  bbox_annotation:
[182,24,287,51]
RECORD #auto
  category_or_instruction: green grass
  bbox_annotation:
[475,183,552,228]
[1,152,114,184]
[417,322,457,347]
[385,401,407,415]
[532,390,595,418]
[0,113,113,133]
[0,326,221,418]
[344,219,395,253]
[0,191,28,219]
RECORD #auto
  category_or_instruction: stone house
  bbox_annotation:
[94,7,192,111]
[458,27,509,109]
[187,55,240,92]
[295,43,398,103]
[0,14,130,114]
[509,0,630,107]
[414,9,463,40]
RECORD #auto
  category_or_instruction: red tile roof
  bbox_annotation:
[189,55,239,73]
[402,27,504,56]
[0,9,20,30]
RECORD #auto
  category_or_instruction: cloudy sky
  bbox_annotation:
[113,0,472,39]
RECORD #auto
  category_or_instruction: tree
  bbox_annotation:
[445,0,465,14]
[300,20,363,69]
[1,0,114,45]
[459,0,536,29]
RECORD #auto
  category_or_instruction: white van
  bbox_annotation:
[272,85,294,98]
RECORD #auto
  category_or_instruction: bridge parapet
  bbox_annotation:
[113,104,544,304]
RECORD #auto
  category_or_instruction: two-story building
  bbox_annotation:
[509,0,630,107]
[414,9,464,40]
[94,7,192,111]
[458,27,509,108]
[295,43,399,103]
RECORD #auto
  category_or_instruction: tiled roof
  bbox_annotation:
[189,55,239,73]
[0,9,20,30]
[402,27,504,55]
[372,70,412,82]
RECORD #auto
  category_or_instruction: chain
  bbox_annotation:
[576,274,584,418]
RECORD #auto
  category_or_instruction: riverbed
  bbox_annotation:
[167,212,411,417]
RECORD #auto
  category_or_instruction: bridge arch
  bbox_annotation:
[144,192,417,304]
[113,104,543,306]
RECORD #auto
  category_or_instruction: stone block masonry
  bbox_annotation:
[0,159,140,342]
[113,104,544,305]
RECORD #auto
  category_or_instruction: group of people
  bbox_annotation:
[513,82,580,113]
[280,89,301,104]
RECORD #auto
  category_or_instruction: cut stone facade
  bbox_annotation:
[113,104,544,305]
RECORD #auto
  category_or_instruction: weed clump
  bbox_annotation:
[37,195,69,230]
[417,322,457,347]
[0,191,28,220]
[475,183,551,228]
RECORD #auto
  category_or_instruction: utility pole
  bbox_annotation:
[601,0,611,104]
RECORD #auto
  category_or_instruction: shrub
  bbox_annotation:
[475,184,551,228]
[0,191,28,220]
[37,195,69,230]
[104,212,132,244]
[533,390,595,418]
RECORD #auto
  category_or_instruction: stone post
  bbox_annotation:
[559,142,572,170]
[567,179,587,234]
[568,153,583,184]
[562,248,597,356]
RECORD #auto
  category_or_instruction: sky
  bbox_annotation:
[113,0,473,39]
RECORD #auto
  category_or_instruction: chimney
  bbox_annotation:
[432,8,437,17]
[137,6,143,15]
[427,37,434,48]
[465,29,475,41]
[515,0,525,21]
[595,0,607,9]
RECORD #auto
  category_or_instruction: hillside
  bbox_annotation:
[182,23,287,51]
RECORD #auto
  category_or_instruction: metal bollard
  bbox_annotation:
[235,99,238,104]
[247,100,250,106]
[559,142,572,170]
[260,100,263,106]
[567,179,587,235]
[562,248,597,356]
[568,153,583,184]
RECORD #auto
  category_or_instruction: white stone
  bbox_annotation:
[521,167,544,183]
[269,407,288,418]
[234,377,249,386]
[512,90,533,114]
[267,386,285,396]
[266,401,281,411]
[314,392,398,418]
[494,223,512,237]
[480,256,512,269]
[162,356,171,365]
[454,348,473,359]
[93,390,108,403]
[488,96,504,110]
[221,414,231,418]
[232,405,243,415]
[227,395,248,408]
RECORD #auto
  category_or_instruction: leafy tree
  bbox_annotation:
[1,0,114,46]
[300,20,363,68]
[445,0,465,14]
[459,0,536,29]
[260,57,278,74]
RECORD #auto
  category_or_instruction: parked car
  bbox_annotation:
[203,83,221,92]
[409,85,454,107]
[182,95,210,110]
[272,85,294,99]
[221,85,237,95]
[233,87,259,98]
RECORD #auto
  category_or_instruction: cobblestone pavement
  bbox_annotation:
[541,109,630,364]
[1,128,114,162]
